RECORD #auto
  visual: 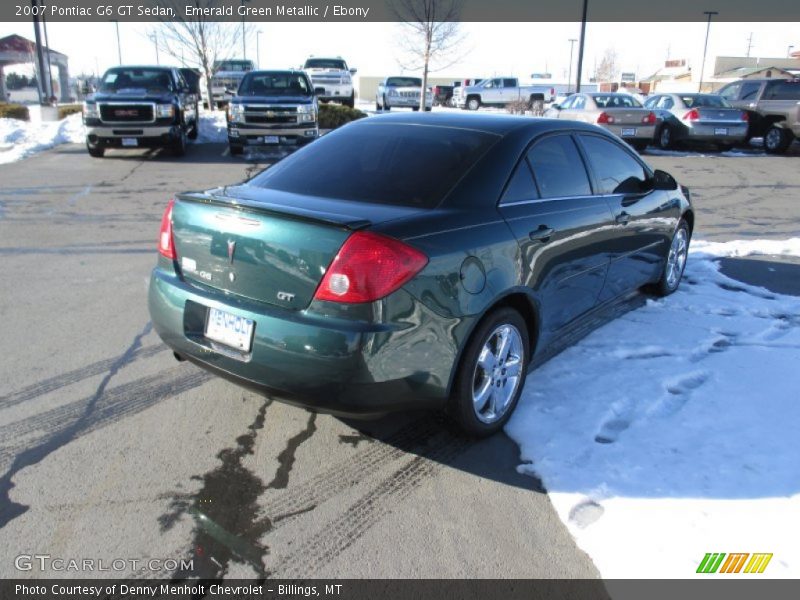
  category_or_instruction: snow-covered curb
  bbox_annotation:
[0,110,230,165]
[506,238,800,578]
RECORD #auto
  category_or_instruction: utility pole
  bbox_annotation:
[30,0,48,103]
[746,32,754,57]
[575,0,588,92]
[41,0,54,101]
[240,0,249,58]
[149,31,160,64]
[111,20,122,64]
[256,30,262,69]
[698,11,718,93]
[788,45,795,58]
[567,39,577,93]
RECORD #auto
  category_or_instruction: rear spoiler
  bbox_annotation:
[175,191,372,231]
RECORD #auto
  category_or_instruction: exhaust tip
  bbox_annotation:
[173,351,187,362]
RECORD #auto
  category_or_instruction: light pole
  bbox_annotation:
[256,30,262,69]
[789,45,795,58]
[149,31,159,65]
[567,39,577,94]
[111,20,122,64]
[698,11,718,93]
[575,0,588,92]
[240,0,249,59]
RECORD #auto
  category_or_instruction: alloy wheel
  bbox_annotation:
[471,324,525,424]
[665,227,688,289]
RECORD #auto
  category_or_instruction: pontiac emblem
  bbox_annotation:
[227,239,236,264]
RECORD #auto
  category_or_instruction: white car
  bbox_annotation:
[376,76,433,111]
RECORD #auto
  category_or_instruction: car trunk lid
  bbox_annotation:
[605,108,651,124]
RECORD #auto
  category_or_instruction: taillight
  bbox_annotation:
[741,111,749,122]
[642,111,656,124]
[683,109,700,121]
[597,112,615,124]
[158,198,176,260]
[313,231,428,304]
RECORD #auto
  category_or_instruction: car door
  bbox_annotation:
[576,133,679,301]
[497,133,614,335]
[503,78,518,102]
[556,94,580,120]
[482,78,503,104]
[173,70,195,126]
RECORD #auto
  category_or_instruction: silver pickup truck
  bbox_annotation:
[456,77,556,111]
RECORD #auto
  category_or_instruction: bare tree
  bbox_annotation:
[595,48,619,84]
[153,1,252,109]
[391,0,465,111]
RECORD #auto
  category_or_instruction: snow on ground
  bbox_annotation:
[506,238,800,578]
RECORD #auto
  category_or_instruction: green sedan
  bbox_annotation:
[148,113,693,436]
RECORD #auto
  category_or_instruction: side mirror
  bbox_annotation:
[652,169,678,191]
[349,68,357,75]
[225,87,237,95]
[314,87,325,96]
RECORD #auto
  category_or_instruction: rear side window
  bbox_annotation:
[579,135,649,195]
[251,123,498,208]
[763,80,800,100]
[526,135,592,199]
[740,81,762,100]
[501,162,539,204]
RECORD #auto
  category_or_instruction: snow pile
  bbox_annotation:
[507,239,800,578]
[0,113,85,164]
[195,109,228,143]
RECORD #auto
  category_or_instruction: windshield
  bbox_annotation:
[215,61,253,72]
[99,68,173,93]
[386,77,422,87]
[304,58,347,70]
[592,94,643,108]
[681,95,730,108]
[238,72,312,96]
[250,123,498,208]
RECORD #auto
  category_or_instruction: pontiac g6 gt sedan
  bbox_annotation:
[148,113,693,436]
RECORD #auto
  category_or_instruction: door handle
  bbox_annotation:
[615,212,631,225]
[529,226,555,242]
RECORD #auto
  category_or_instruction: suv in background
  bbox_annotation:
[717,78,800,153]
[210,59,254,107]
[226,70,319,155]
[376,76,433,111]
[82,65,197,157]
[303,56,356,107]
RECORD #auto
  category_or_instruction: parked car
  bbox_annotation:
[210,59,254,107]
[226,70,319,155]
[376,76,433,111]
[83,65,198,158]
[643,93,748,151]
[178,67,202,118]
[546,92,656,152]
[303,56,356,108]
[717,78,800,153]
[148,113,692,436]
[432,84,454,106]
[452,78,483,108]
[456,77,556,111]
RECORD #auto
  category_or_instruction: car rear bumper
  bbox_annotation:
[604,124,656,140]
[148,267,453,415]
[683,122,749,142]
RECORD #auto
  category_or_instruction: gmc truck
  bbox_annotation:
[210,59,254,107]
[717,78,800,154]
[456,77,556,111]
[302,56,356,107]
[226,70,319,155]
[82,65,198,158]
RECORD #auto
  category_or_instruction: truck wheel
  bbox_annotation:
[86,140,104,158]
[529,97,544,114]
[344,93,355,108]
[424,106,432,112]
[375,101,381,111]
[764,126,792,154]
[171,128,187,157]
[382,96,390,111]
[187,120,199,140]
[412,106,419,112]
[229,143,243,156]
[467,96,481,111]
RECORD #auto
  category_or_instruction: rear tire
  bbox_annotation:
[715,143,733,153]
[657,125,674,150]
[449,307,530,438]
[651,220,690,297]
[764,126,792,154]
[632,140,648,153]
[229,143,243,156]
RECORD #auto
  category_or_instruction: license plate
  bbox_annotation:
[121,138,138,147]
[715,128,728,136]
[264,136,280,144]
[621,128,636,137]
[205,307,254,352]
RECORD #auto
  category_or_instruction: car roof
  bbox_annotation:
[353,112,606,137]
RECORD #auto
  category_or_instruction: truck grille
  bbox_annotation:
[311,75,342,84]
[99,103,154,123]
[399,91,420,98]
[243,106,298,125]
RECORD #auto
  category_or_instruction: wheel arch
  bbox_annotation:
[681,208,695,235]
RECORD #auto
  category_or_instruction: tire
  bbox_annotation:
[632,140,648,153]
[344,93,355,109]
[449,307,530,437]
[171,128,187,157]
[652,220,690,297]
[412,106,419,112]
[530,98,544,114]
[764,126,792,154]
[424,106,432,112]
[715,143,733,153]
[229,143,243,156]
[375,101,381,111]
[382,96,390,111]
[657,125,674,150]
[466,96,481,111]
[187,120,198,140]
[86,140,104,158]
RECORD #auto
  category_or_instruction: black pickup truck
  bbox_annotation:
[226,70,319,155]
[432,84,454,107]
[82,66,198,158]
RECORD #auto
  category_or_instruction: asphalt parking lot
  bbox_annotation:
[0,139,798,579]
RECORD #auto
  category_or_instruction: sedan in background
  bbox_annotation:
[643,93,749,151]
[149,113,692,437]
[546,92,657,152]
[376,76,433,111]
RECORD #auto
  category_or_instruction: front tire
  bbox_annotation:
[229,143,243,156]
[449,307,530,437]
[652,220,690,297]
[382,96,390,111]
[764,126,792,154]
[344,93,355,108]
[171,128,187,157]
[466,96,481,111]
[86,140,104,158]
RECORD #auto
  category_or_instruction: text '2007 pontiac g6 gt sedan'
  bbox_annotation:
[148,113,693,436]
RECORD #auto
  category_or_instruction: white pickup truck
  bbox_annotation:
[456,77,556,111]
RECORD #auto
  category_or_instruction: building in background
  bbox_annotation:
[0,34,70,103]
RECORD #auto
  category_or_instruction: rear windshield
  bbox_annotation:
[386,77,422,87]
[681,95,730,108]
[592,94,642,108]
[763,80,800,100]
[304,59,347,70]
[100,68,173,93]
[215,61,253,72]
[238,72,312,96]
[250,123,498,208]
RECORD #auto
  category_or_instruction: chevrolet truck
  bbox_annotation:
[456,77,556,111]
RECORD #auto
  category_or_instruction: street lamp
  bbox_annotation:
[256,30,262,69]
[567,39,577,94]
[789,45,795,58]
[111,20,122,64]
[240,0,249,59]
[149,31,159,65]
[698,10,718,93]
[575,0,588,92]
